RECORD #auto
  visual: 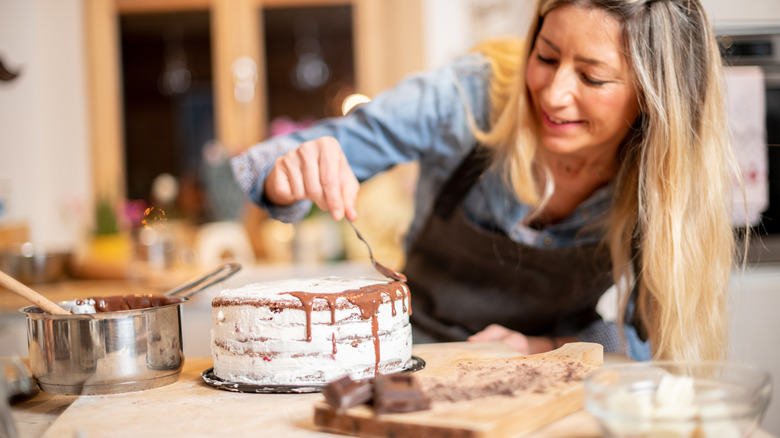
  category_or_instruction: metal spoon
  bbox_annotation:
[345,218,407,282]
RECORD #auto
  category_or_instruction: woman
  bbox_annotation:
[231,0,741,362]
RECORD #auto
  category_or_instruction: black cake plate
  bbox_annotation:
[201,355,426,394]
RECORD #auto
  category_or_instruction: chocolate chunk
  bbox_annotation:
[373,374,431,415]
[322,375,374,414]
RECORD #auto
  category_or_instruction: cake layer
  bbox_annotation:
[212,326,412,384]
[211,277,412,385]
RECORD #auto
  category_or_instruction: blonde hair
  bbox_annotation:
[473,0,741,362]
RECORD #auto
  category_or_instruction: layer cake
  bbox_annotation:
[211,277,412,385]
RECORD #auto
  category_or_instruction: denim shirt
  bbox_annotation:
[231,52,651,361]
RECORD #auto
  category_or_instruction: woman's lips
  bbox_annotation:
[541,112,583,130]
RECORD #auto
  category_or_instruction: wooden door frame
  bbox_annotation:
[84,0,422,208]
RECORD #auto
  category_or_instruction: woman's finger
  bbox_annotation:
[340,153,360,221]
[467,324,511,342]
[318,139,349,220]
[500,332,531,354]
[265,153,303,206]
[297,141,325,208]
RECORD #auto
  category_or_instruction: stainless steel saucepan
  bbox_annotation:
[19,263,241,395]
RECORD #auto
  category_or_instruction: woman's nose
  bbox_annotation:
[545,67,576,107]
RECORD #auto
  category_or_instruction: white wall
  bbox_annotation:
[422,0,535,70]
[422,0,470,70]
[0,0,91,247]
[729,267,780,435]
[421,0,780,72]
[702,0,780,30]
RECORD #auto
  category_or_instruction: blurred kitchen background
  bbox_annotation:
[1,0,779,434]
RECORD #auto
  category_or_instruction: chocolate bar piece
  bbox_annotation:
[373,373,431,415]
[322,375,374,414]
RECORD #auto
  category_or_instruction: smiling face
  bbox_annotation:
[525,4,640,161]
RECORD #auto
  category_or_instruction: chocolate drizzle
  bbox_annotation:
[283,281,410,375]
[371,314,379,374]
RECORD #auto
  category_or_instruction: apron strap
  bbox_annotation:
[433,146,493,221]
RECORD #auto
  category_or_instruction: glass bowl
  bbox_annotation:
[584,361,772,438]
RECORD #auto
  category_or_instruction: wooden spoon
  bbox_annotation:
[0,269,71,314]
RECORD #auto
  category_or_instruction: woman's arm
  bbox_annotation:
[231,53,491,223]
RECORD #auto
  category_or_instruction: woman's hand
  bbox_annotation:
[264,136,359,221]
[468,324,556,354]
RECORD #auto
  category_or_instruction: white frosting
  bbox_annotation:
[211,277,412,385]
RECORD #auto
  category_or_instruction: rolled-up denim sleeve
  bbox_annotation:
[576,319,651,361]
[230,137,313,223]
[230,53,489,224]
[576,290,652,361]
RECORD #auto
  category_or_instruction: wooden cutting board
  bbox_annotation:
[314,342,603,438]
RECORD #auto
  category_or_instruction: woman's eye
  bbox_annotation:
[536,54,556,65]
[582,74,605,86]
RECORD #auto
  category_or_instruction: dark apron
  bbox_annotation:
[405,146,614,343]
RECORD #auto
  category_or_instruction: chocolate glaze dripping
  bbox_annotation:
[286,292,315,342]
[325,295,339,324]
[284,281,409,375]
[400,284,410,315]
[387,284,412,317]
[371,315,379,375]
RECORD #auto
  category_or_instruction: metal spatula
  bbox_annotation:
[345,218,407,282]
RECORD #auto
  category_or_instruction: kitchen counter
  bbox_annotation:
[8,342,775,438]
[3,266,777,437]
[10,343,593,438]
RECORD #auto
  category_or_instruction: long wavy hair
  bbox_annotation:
[472,0,742,362]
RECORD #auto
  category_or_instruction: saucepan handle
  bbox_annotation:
[164,262,242,299]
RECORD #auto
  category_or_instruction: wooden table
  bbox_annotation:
[8,342,775,438]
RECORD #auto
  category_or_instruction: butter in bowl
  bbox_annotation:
[584,361,772,437]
